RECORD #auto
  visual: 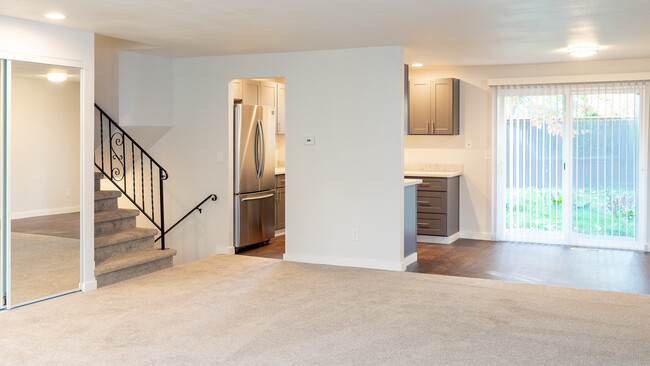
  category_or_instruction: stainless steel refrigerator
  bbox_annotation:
[234,104,276,249]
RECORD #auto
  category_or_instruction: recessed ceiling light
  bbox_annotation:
[411,63,423,67]
[44,12,65,20]
[47,72,67,82]
[568,43,599,57]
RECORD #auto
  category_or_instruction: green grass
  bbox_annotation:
[505,188,636,237]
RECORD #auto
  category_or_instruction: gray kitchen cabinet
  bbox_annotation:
[408,78,459,135]
[407,176,459,237]
[275,174,285,230]
[408,80,431,134]
[277,83,285,134]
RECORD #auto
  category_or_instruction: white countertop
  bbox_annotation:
[404,178,422,187]
[275,167,285,175]
[404,170,462,178]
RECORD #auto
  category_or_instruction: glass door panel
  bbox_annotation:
[570,89,640,248]
[503,93,565,243]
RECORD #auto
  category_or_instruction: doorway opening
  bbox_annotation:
[230,78,286,260]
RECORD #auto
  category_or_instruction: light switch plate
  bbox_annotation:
[305,136,315,145]
[465,140,472,150]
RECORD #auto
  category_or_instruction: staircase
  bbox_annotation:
[94,171,176,287]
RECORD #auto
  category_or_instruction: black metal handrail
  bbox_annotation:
[155,194,218,242]
[95,103,168,249]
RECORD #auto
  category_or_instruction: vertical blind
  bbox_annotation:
[495,81,648,250]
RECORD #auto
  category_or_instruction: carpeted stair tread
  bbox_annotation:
[95,190,122,200]
[94,171,105,180]
[95,248,177,276]
[95,227,159,248]
[95,208,140,223]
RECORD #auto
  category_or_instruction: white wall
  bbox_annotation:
[0,15,95,293]
[11,77,80,218]
[154,46,405,270]
[407,57,650,241]
[95,35,121,119]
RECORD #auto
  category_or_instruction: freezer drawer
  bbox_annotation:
[235,191,276,248]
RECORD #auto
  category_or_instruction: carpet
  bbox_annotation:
[10,232,80,305]
[0,254,649,365]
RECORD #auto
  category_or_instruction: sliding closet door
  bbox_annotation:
[9,61,81,306]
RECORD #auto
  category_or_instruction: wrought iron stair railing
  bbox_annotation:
[94,103,217,250]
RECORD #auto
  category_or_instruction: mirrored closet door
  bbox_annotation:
[8,60,81,306]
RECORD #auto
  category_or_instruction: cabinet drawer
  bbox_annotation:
[416,191,447,214]
[275,174,285,188]
[416,178,447,192]
[416,214,447,236]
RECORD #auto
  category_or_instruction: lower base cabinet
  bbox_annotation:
[406,176,459,237]
[275,174,285,230]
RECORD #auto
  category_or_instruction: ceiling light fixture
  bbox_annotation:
[44,12,65,20]
[568,43,599,57]
[411,63,423,67]
[47,72,67,82]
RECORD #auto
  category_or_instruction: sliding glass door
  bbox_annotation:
[496,81,648,250]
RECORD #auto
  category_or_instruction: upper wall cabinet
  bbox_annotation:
[236,79,285,135]
[233,79,243,101]
[242,79,261,105]
[408,78,459,135]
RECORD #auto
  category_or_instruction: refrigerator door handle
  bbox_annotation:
[241,193,275,201]
[254,120,260,178]
[259,119,265,178]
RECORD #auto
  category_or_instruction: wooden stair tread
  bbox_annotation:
[95,227,159,248]
[95,208,140,223]
[95,248,177,276]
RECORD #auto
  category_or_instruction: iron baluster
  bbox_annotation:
[150,160,154,221]
[159,171,165,250]
[131,141,136,202]
[100,113,104,171]
[109,122,114,181]
[141,150,145,209]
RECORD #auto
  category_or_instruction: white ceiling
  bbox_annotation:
[2,0,650,66]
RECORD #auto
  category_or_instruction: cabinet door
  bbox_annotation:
[409,80,430,134]
[260,81,277,106]
[275,187,285,230]
[431,78,458,135]
[242,80,260,105]
[277,84,285,134]
[232,79,243,101]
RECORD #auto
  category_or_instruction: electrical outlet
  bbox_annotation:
[351,229,359,241]
[65,189,71,197]
[484,149,491,159]
[465,140,473,150]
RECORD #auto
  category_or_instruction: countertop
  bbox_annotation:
[404,170,462,178]
[404,178,422,187]
[275,168,285,175]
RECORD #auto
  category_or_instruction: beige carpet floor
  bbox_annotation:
[1,254,649,365]
[10,232,80,305]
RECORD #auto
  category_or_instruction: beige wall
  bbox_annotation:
[11,77,80,218]
[407,57,650,241]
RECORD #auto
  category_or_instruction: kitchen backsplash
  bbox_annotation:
[404,162,464,173]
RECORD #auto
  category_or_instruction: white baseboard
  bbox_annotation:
[215,245,236,255]
[12,206,80,220]
[283,253,403,271]
[81,280,97,292]
[401,252,417,271]
[459,231,494,241]
[275,229,285,237]
[418,232,461,244]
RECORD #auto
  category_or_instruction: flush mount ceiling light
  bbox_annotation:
[44,12,65,20]
[47,72,67,82]
[411,63,423,67]
[568,43,599,57]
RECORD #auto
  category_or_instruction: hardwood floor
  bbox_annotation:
[241,235,650,294]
